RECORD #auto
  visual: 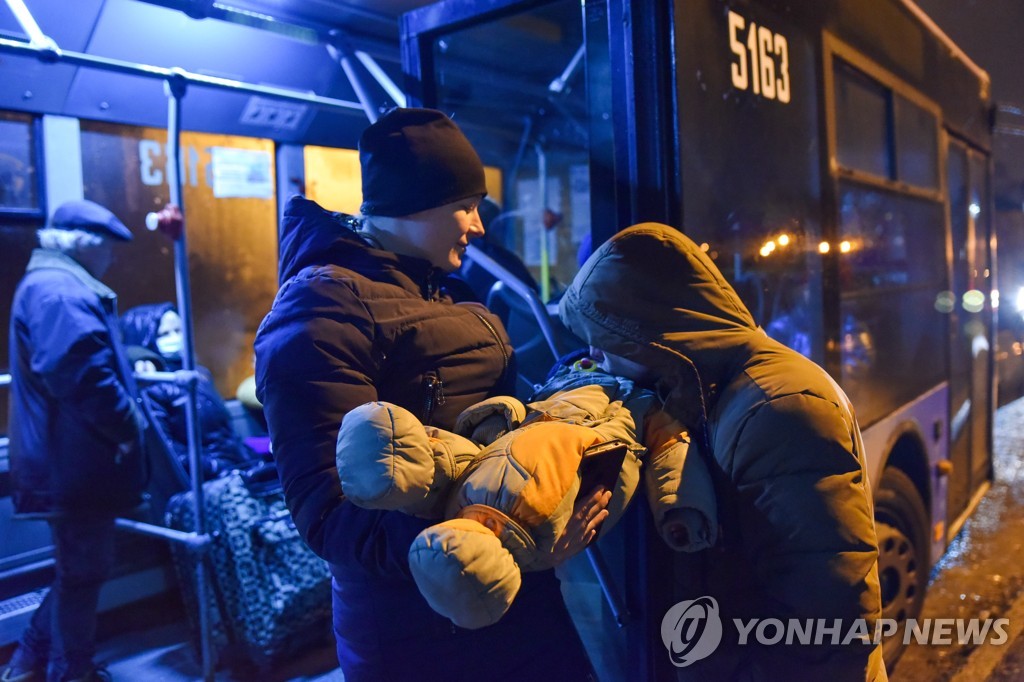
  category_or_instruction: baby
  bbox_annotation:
[335,357,717,628]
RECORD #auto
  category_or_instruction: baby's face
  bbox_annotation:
[588,346,652,382]
[458,507,505,537]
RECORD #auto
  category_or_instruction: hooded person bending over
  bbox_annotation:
[254,108,602,681]
[560,224,886,681]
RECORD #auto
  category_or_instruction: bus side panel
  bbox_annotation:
[675,0,826,361]
[860,384,949,564]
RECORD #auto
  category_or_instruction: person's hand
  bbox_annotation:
[551,486,612,565]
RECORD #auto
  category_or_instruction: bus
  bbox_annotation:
[0,0,1000,678]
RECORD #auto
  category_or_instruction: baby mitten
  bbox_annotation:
[336,401,479,517]
[408,517,521,629]
[454,395,527,445]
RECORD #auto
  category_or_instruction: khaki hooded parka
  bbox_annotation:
[560,223,886,681]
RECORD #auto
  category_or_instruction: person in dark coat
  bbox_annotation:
[255,108,604,682]
[4,200,145,682]
[560,223,886,681]
[120,302,250,480]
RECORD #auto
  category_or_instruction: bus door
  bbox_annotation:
[946,138,994,525]
[400,2,645,681]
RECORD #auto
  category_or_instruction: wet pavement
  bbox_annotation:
[893,397,1024,681]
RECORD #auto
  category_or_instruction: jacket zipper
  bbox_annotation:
[469,310,509,376]
[422,371,446,425]
[425,269,442,301]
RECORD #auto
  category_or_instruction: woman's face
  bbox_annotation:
[156,310,184,359]
[399,196,485,272]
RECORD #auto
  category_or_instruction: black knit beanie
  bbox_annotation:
[359,108,487,217]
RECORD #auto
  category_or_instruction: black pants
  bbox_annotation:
[16,516,116,682]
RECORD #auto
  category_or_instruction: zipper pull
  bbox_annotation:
[434,373,446,407]
[423,372,444,424]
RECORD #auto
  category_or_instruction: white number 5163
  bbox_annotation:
[729,9,791,104]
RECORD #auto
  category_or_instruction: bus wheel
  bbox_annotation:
[874,466,930,670]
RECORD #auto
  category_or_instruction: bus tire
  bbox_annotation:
[873,465,930,670]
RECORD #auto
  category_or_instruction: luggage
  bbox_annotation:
[165,462,333,669]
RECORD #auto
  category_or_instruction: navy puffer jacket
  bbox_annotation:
[8,249,145,515]
[255,197,591,681]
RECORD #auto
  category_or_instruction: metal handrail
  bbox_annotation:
[114,518,211,551]
[164,73,215,682]
[464,244,561,359]
[0,37,364,113]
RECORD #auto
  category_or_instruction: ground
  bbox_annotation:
[894,397,1024,681]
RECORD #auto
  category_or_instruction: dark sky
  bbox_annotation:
[914,0,1024,102]
[914,0,1024,203]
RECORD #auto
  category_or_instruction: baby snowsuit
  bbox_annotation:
[335,360,717,628]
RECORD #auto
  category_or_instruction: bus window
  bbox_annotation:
[895,95,939,190]
[430,0,591,303]
[835,62,891,180]
[79,122,279,398]
[834,61,941,191]
[837,184,947,426]
[831,52,947,428]
[0,111,44,434]
[0,111,41,213]
[421,0,594,400]
[304,145,363,215]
